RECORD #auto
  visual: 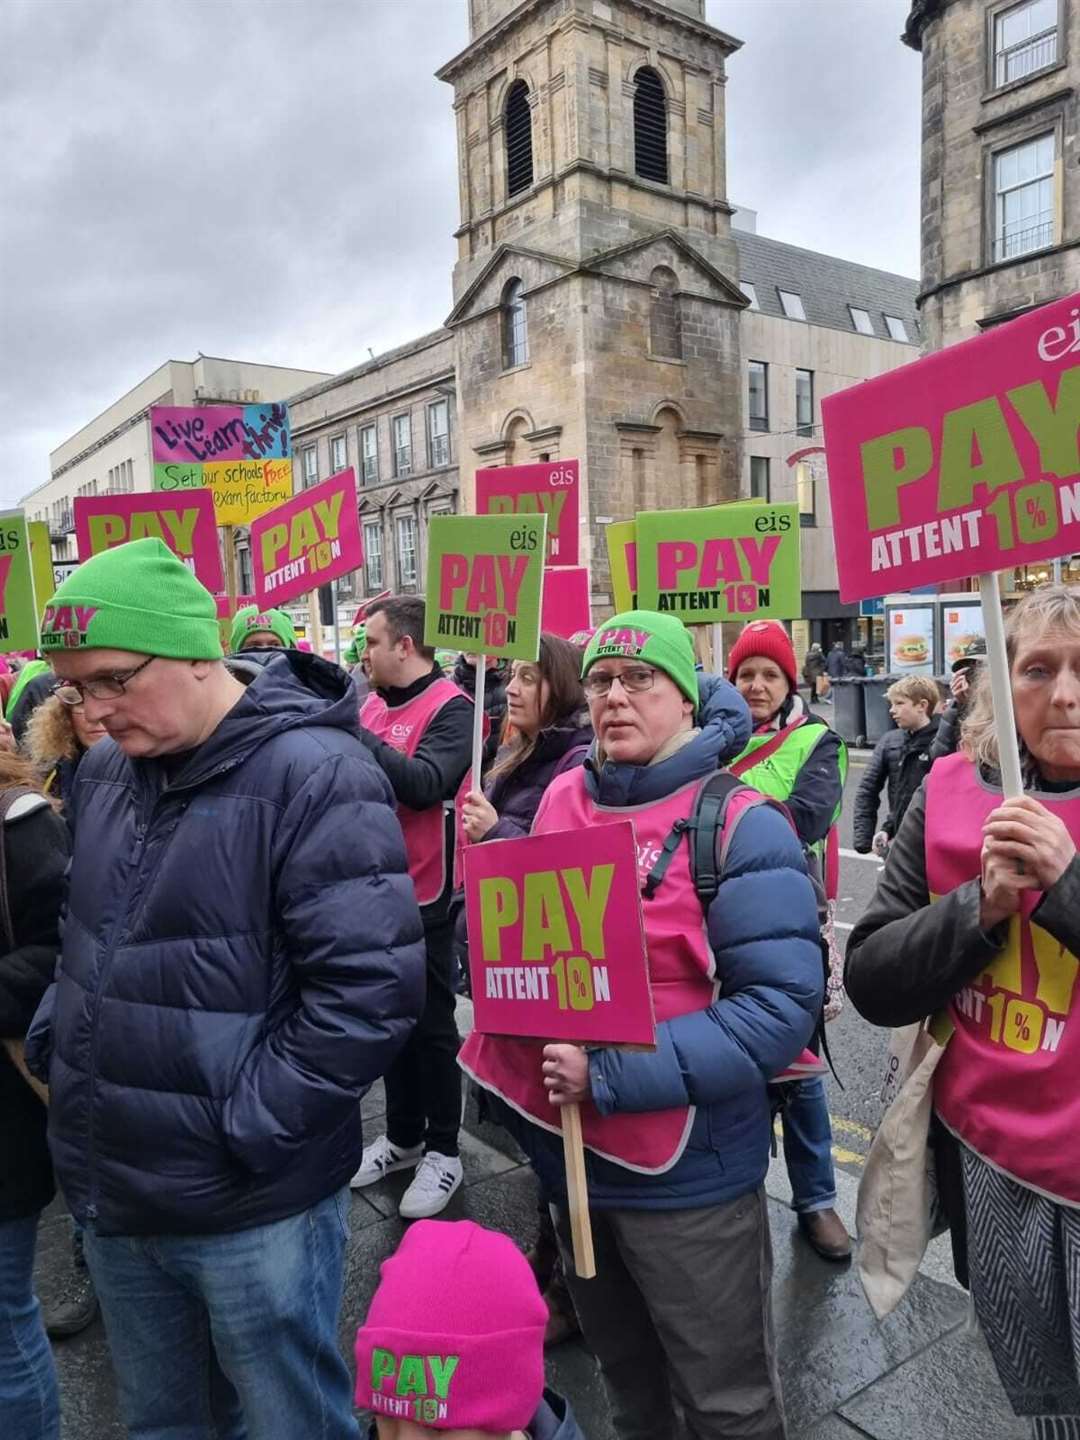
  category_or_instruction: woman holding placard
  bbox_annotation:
[459,632,591,1345]
[461,610,822,1440]
[727,620,851,1263]
[847,586,1080,1436]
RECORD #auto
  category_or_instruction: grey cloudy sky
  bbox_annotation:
[0,0,921,510]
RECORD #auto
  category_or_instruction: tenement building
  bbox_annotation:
[904,0,1080,348]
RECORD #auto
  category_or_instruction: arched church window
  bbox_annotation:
[634,67,669,185]
[649,266,681,359]
[502,279,529,369]
[505,80,534,197]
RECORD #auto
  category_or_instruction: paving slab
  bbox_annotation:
[838,1320,1029,1440]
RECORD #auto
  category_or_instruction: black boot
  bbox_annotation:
[44,1226,99,1340]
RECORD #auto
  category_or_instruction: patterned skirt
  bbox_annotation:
[962,1145,1080,1436]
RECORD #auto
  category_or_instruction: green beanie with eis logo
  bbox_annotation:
[582,609,699,706]
[39,538,223,659]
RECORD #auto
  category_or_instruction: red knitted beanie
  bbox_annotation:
[726,620,798,692]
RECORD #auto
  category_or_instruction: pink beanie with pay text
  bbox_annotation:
[355,1219,547,1432]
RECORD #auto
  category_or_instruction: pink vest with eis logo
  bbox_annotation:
[361,678,467,908]
[926,752,1080,1205]
[460,770,752,1174]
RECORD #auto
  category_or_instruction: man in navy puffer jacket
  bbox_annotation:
[461,611,822,1440]
[26,539,425,1440]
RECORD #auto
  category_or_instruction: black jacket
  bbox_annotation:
[853,717,940,851]
[826,648,848,680]
[845,779,1080,1285]
[360,665,473,927]
[0,793,69,1222]
[929,700,963,762]
[9,671,54,747]
[26,652,425,1236]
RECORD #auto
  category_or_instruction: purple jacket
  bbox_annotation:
[482,711,593,842]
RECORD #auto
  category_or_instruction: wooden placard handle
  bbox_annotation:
[561,1101,596,1279]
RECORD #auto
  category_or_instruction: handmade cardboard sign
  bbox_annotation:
[251,468,362,608]
[28,521,56,615]
[0,512,39,653]
[822,292,1080,603]
[542,566,591,638]
[424,513,546,660]
[476,460,579,566]
[151,403,294,526]
[74,491,223,592]
[463,821,654,1046]
[606,520,637,612]
[635,502,801,623]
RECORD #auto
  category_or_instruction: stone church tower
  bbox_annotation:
[438,0,747,606]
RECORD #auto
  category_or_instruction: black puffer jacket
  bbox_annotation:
[0,792,69,1222]
[26,652,425,1237]
[853,716,940,851]
[483,712,593,842]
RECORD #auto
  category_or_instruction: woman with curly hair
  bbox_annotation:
[25,691,107,805]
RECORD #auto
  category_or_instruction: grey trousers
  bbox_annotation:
[554,1188,786,1440]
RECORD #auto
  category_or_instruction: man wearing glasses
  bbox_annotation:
[25,537,424,1439]
[460,610,822,1440]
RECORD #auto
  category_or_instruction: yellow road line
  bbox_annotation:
[830,1115,875,1143]
[831,1146,865,1167]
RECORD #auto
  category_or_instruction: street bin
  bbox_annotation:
[864,677,898,745]
[828,678,866,747]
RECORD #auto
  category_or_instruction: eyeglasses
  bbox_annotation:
[583,666,658,700]
[53,656,157,706]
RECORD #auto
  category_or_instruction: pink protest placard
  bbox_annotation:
[822,293,1080,603]
[476,459,580,567]
[542,566,591,638]
[251,468,363,608]
[463,820,655,1046]
[74,491,223,592]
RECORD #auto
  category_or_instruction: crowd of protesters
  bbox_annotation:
[1,536,1077,1440]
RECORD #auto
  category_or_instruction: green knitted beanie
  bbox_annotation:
[583,609,699,707]
[229,604,297,653]
[39,538,223,660]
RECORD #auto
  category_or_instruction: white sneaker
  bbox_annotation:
[350,1135,423,1189]
[398,1151,464,1219]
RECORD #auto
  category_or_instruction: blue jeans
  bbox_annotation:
[779,1076,837,1214]
[83,1188,359,1440]
[0,1214,60,1440]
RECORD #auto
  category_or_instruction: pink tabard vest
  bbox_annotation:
[460,769,749,1174]
[361,678,467,907]
[926,752,1080,1206]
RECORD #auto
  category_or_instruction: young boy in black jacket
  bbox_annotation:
[853,676,941,857]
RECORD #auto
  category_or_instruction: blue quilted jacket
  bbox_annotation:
[26,652,425,1236]
[507,676,824,1210]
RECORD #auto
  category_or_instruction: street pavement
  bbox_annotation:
[40,756,1032,1439]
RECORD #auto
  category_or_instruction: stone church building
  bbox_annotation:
[288,0,919,632]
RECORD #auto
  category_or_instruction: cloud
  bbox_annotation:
[1,0,921,512]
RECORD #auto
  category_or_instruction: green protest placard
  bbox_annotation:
[424,513,547,660]
[606,520,637,613]
[635,502,801,624]
[28,520,56,616]
[0,511,39,653]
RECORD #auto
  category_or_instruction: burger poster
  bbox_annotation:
[887,604,935,676]
[943,601,986,668]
